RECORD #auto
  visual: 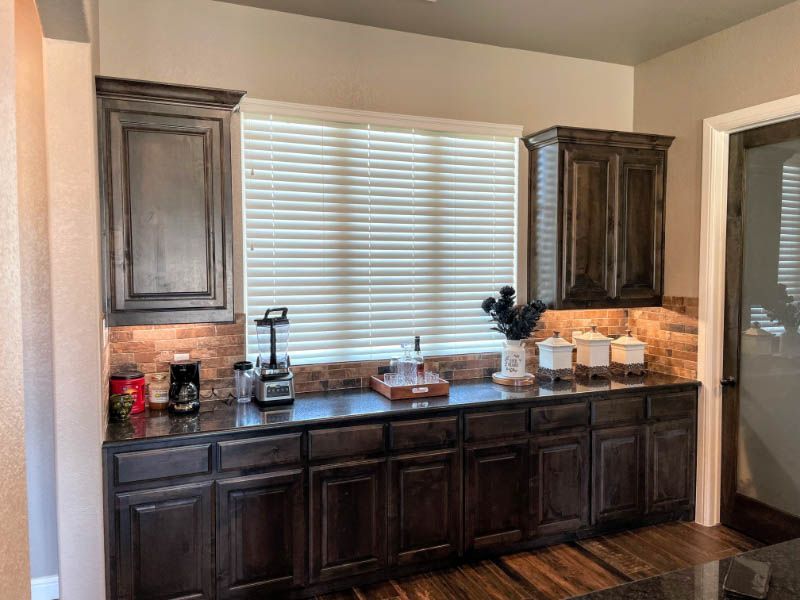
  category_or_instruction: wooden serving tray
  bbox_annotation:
[370,375,450,400]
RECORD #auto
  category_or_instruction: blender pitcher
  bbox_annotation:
[254,307,295,405]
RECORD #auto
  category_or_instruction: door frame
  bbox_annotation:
[698,92,800,526]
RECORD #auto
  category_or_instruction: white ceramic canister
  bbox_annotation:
[535,331,574,381]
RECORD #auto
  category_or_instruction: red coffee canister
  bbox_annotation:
[110,370,146,414]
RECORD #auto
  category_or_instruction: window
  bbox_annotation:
[243,102,521,364]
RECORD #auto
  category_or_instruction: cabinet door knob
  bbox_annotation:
[720,376,737,387]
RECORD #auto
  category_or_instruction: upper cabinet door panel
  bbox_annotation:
[618,149,665,303]
[562,144,619,305]
[97,78,245,325]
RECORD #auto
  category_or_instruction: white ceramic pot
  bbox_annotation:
[501,340,527,378]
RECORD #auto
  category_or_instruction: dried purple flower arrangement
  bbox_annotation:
[481,285,547,341]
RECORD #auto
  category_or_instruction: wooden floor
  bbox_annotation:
[317,523,760,600]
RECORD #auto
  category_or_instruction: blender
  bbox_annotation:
[254,307,295,406]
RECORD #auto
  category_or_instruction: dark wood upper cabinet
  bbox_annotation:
[96,77,246,325]
[524,126,673,309]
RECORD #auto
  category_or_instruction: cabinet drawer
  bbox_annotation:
[309,424,385,461]
[114,444,211,484]
[218,433,302,472]
[531,402,589,432]
[647,391,696,420]
[591,396,644,427]
[390,416,458,451]
[464,409,527,442]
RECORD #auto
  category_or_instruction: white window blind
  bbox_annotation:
[243,106,519,365]
[751,163,800,334]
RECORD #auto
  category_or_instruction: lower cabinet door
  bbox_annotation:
[530,432,589,536]
[646,419,695,514]
[592,425,645,524]
[310,458,388,583]
[389,449,460,566]
[114,482,213,600]
[216,470,305,598]
[465,440,528,551]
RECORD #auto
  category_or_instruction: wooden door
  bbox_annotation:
[388,449,460,566]
[97,79,242,325]
[616,148,665,305]
[114,482,213,600]
[216,470,305,598]
[561,144,619,307]
[722,121,800,543]
[530,432,589,536]
[309,458,388,583]
[591,426,644,524]
[465,440,528,551]
[646,419,695,515]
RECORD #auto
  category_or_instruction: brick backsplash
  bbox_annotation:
[109,314,246,398]
[107,297,698,400]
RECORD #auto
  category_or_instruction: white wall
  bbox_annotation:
[635,0,800,297]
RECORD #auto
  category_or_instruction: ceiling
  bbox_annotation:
[216,0,794,65]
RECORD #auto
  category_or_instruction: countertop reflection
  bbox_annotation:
[104,373,698,444]
[573,538,800,599]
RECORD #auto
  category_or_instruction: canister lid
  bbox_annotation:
[576,325,612,342]
[234,361,254,371]
[536,331,575,349]
[110,370,144,380]
[611,329,646,347]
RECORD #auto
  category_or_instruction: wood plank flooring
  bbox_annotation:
[316,523,760,600]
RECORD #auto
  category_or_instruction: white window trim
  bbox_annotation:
[240,98,523,139]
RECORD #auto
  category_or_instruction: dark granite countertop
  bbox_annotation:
[574,538,800,599]
[104,373,698,445]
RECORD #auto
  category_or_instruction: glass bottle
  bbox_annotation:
[413,336,425,383]
[398,342,415,384]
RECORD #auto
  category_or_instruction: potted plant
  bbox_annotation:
[481,286,547,384]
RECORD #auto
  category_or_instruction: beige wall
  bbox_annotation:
[16,0,60,581]
[98,0,633,304]
[43,36,106,600]
[635,0,800,297]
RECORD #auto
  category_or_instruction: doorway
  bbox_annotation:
[721,118,800,543]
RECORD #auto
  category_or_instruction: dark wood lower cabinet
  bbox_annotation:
[216,470,305,598]
[646,419,695,514]
[530,432,589,536]
[592,425,645,524]
[465,441,529,551]
[389,449,460,566]
[309,458,388,583]
[104,386,698,599]
[114,482,214,600]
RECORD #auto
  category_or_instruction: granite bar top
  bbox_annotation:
[574,538,800,599]
[104,373,698,445]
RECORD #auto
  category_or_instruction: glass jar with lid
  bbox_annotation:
[148,372,170,411]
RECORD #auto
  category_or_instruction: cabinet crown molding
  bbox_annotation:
[523,125,674,151]
[95,76,246,110]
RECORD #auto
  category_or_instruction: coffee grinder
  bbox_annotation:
[254,307,295,406]
[169,360,201,414]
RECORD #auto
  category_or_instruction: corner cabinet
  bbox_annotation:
[96,77,246,325]
[524,126,673,309]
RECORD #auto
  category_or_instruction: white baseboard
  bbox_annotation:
[31,575,59,600]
